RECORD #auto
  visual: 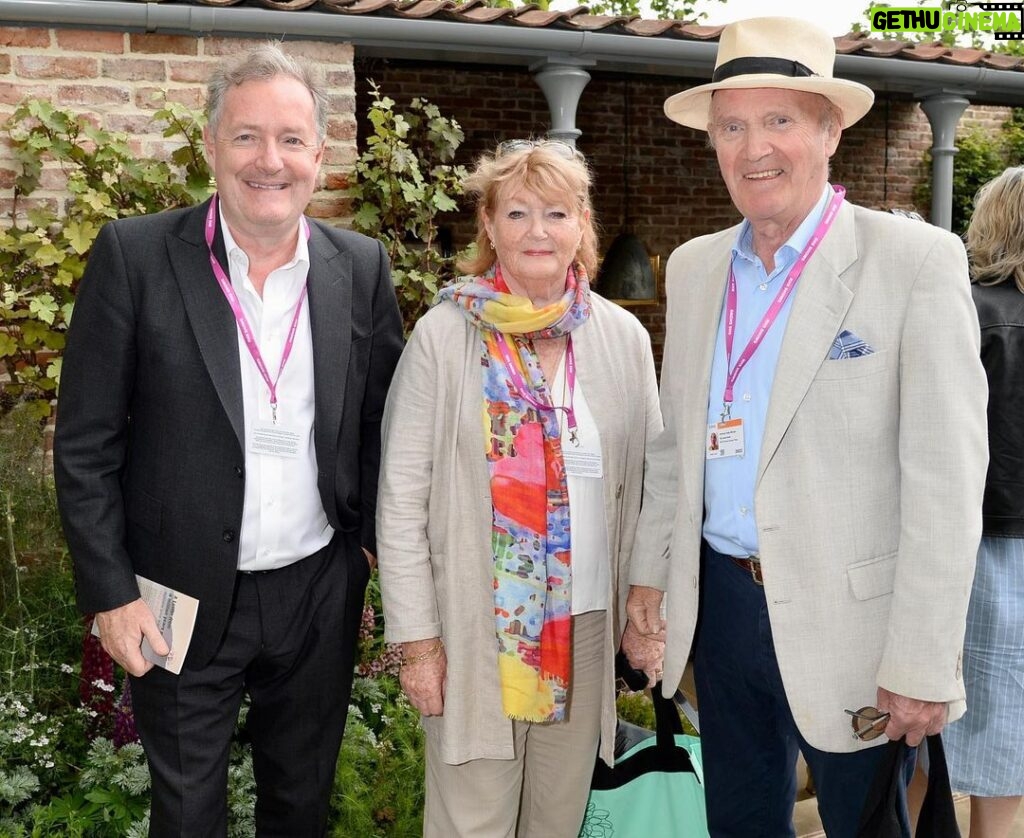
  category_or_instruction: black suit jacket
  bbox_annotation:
[54,198,403,667]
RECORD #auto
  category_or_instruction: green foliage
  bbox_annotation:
[950,129,1008,232]
[615,690,657,730]
[917,109,1024,235]
[346,82,467,333]
[0,98,211,419]
[586,0,722,21]
[476,0,723,20]
[331,677,426,837]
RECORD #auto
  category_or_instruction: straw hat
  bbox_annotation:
[664,16,875,131]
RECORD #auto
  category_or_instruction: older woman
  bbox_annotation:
[376,140,662,837]
[942,167,1024,838]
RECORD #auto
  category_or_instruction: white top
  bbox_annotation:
[221,210,333,571]
[552,352,610,615]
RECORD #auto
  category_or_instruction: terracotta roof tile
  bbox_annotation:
[902,42,954,61]
[859,39,912,57]
[673,23,727,40]
[69,0,1024,75]
[621,19,682,37]
[942,46,989,66]
[568,13,638,32]
[982,52,1024,70]
[256,0,321,9]
[456,5,517,22]
[834,33,870,55]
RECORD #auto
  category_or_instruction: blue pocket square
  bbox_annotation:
[828,329,875,360]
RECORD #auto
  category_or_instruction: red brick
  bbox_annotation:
[203,37,264,57]
[135,86,205,110]
[324,172,351,191]
[0,54,10,74]
[38,167,71,191]
[56,30,124,53]
[16,55,98,80]
[325,68,355,87]
[322,145,357,167]
[57,84,131,107]
[306,197,349,219]
[105,114,163,136]
[0,27,49,48]
[129,34,199,56]
[102,58,166,82]
[327,119,357,141]
[289,42,352,63]
[168,60,217,84]
[0,81,49,105]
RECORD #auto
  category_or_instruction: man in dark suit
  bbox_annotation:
[53,43,403,836]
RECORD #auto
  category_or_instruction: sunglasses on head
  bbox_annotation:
[496,139,584,161]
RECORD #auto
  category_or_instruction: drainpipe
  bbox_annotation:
[531,59,594,146]
[918,90,971,231]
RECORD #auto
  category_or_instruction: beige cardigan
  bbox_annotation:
[377,293,661,766]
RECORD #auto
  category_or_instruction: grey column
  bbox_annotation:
[531,59,594,146]
[919,91,972,231]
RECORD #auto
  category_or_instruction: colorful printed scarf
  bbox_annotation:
[438,264,591,722]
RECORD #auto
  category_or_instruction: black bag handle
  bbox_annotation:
[653,682,685,750]
[855,735,960,838]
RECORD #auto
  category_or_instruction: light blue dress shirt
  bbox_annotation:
[702,184,833,558]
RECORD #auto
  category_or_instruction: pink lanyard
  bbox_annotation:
[495,333,579,443]
[205,194,311,424]
[721,185,845,417]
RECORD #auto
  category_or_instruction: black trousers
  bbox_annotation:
[130,533,370,838]
[694,542,914,838]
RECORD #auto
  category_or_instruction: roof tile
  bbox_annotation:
[902,43,953,61]
[72,0,1024,75]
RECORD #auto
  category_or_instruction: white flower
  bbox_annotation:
[91,679,115,693]
[60,664,74,674]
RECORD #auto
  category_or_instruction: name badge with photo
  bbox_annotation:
[706,418,744,460]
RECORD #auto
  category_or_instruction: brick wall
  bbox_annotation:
[355,61,952,358]
[0,26,357,223]
[0,27,1008,363]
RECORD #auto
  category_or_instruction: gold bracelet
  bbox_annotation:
[401,639,443,666]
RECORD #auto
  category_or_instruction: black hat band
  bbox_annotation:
[712,57,817,83]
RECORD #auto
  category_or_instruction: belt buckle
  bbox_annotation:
[747,555,764,586]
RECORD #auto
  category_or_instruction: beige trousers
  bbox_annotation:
[423,610,606,838]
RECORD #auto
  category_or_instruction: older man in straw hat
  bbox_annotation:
[622,16,988,835]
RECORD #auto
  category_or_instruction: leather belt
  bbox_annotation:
[727,554,764,586]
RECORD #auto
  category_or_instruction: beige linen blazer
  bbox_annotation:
[630,201,988,753]
[377,293,662,766]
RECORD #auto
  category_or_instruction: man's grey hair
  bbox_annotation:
[206,43,329,144]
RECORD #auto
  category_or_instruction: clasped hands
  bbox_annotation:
[622,584,667,686]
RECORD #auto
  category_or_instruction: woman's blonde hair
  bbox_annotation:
[967,166,1024,292]
[457,143,599,278]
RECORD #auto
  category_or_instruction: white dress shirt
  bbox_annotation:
[552,353,610,615]
[220,211,333,571]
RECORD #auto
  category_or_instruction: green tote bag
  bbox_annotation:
[579,687,710,838]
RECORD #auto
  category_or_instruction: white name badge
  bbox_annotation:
[564,446,603,478]
[706,418,744,460]
[251,421,302,459]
